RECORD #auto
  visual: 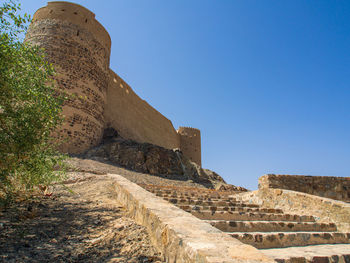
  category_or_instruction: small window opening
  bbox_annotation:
[74,12,78,15]
[85,18,88,23]
[61,9,65,11]
[77,30,79,36]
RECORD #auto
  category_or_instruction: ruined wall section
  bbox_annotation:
[259,174,350,203]
[177,127,201,166]
[105,70,181,150]
[25,2,111,153]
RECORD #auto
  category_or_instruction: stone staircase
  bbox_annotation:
[140,184,350,262]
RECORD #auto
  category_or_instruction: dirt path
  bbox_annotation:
[0,172,163,263]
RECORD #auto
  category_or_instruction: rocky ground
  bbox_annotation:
[68,157,210,189]
[0,143,247,262]
[0,172,163,263]
[81,135,247,192]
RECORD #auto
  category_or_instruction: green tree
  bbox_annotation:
[0,0,67,204]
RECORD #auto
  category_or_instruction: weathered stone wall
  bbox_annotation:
[259,174,350,203]
[108,173,273,262]
[177,127,201,166]
[105,70,180,150]
[236,189,350,232]
[26,1,202,165]
[25,2,111,153]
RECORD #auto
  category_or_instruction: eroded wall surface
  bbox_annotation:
[26,2,111,153]
[259,174,350,203]
[177,127,201,166]
[26,1,202,166]
[105,70,180,150]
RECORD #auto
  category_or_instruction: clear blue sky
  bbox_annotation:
[20,1,350,190]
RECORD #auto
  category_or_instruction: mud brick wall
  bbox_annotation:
[25,2,111,153]
[25,2,202,165]
[259,174,350,203]
[177,127,201,166]
[105,70,180,150]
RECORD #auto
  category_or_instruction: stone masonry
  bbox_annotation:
[142,183,350,262]
[259,174,350,203]
[25,1,201,165]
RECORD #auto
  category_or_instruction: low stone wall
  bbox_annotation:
[235,188,350,232]
[107,173,273,263]
[259,174,350,203]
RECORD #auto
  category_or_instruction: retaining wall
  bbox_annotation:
[107,173,273,263]
[259,174,350,203]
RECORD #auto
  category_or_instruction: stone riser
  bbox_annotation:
[229,232,350,249]
[178,204,284,214]
[207,220,337,233]
[261,244,350,262]
[142,184,350,262]
[165,198,259,207]
[274,254,350,263]
[155,193,237,202]
[146,189,236,199]
[190,210,315,222]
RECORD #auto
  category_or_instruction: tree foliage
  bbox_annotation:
[0,0,67,203]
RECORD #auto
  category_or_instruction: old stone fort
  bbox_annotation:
[26,1,201,165]
[24,2,350,262]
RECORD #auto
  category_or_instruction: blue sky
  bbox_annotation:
[20,1,350,190]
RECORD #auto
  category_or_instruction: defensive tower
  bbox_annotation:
[25,1,111,153]
[26,1,202,166]
[177,127,201,166]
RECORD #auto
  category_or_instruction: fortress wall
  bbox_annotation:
[105,70,180,150]
[30,2,111,53]
[26,1,202,164]
[25,2,111,153]
[177,127,201,166]
[259,174,350,203]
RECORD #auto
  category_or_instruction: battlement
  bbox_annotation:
[177,126,200,137]
[32,1,111,53]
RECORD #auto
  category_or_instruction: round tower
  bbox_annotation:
[177,127,201,166]
[25,1,111,153]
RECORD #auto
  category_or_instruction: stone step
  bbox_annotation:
[155,193,237,202]
[229,232,350,249]
[146,189,236,198]
[165,197,259,207]
[164,197,249,205]
[154,192,235,200]
[206,220,337,233]
[178,204,284,214]
[189,210,315,222]
[260,243,350,262]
